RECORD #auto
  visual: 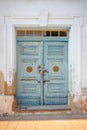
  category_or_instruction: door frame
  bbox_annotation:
[16,36,69,110]
[3,15,82,111]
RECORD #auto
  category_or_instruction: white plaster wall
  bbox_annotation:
[82,17,87,88]
[0,0,87,17]
[0,17,6,79]
[0,0,87,88]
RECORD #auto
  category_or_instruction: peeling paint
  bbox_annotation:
[0,69,16,95]
[71,96,82,113]
[0,69,87,114]
[81,96,87,112]
[69,95,73,109]
[12,98,17,111]
[0,70,4,94]
[4,81,7,95]
[0,96,15,115]
[4,70,16,95]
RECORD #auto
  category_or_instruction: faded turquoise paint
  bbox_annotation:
[16,42,42,105]
[16,37,68,106]
[44,42,68,105]
[16,36,68,42]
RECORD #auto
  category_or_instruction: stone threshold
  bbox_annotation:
[14,105,71,115]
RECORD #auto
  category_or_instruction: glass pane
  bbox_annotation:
[60,31,67,36]
[16,30,68,37]
[51,31,58,36]
[26,31,33,36]
[43,31,46,36]
[45,31,50,36]
[17,31,25,36]
[34,31,42,36]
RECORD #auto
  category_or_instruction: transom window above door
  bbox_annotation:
[16,30,69,37]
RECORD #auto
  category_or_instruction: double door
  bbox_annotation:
[16,39,68,106]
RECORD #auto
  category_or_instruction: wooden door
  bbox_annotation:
[16,39,68,106]
[44,41,68,105]
[16,42,42,106]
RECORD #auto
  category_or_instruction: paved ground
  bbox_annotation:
[0,114,87,130]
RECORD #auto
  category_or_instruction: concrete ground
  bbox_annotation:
[0,114,87,130]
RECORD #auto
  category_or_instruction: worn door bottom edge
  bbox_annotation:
[16,105,70,111]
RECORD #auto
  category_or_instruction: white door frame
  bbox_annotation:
[3,15,82,98]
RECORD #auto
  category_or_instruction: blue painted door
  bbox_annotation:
[16,40,68,106]
[16,42,43,105]
[44,42,68,105]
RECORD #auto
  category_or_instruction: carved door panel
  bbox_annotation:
[16,42,42,105]
[44,42,68,105]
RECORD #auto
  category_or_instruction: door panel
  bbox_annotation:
[16,40,68,106]
[16,42,42,105]
[44,42,68,105]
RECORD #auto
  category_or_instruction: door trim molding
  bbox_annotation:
[3,15,82,100]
